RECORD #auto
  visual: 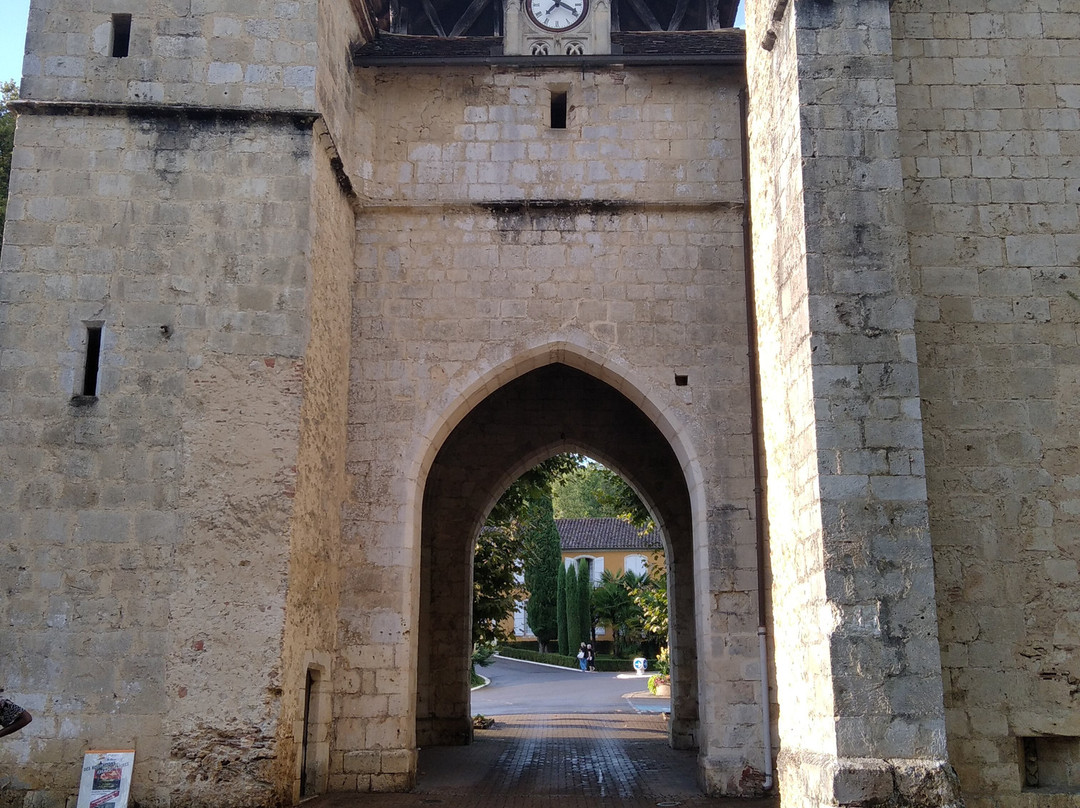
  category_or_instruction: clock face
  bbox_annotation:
[526,0,588,32]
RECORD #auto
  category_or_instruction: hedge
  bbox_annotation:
[496,646,655,673]
[499,638,618,655]
[497,646,577,669]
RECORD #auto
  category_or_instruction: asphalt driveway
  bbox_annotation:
[471,655,668,715]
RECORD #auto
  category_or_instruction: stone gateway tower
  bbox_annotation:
[1,0,1076,807]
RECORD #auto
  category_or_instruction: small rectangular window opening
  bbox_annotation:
[675,374,689,387]
[82,324,103,396]
[111,14,132,58]
[550,89,568,129]
[1020,735,1080,791]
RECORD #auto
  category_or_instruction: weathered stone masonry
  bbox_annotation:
[1,0,1078,807]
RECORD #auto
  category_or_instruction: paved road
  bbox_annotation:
[311,713,778,808]
[471,655,668,715]
[305,655,779,808]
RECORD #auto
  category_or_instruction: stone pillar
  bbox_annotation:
[746,0,962,804]
[415,506,475,747]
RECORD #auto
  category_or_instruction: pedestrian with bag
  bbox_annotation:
[0,695,31,739]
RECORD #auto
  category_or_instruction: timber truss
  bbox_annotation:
[367,0,739,37]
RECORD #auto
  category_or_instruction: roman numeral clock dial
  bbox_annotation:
[527,0,588,31]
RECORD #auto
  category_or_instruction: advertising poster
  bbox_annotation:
[76,750,135,808]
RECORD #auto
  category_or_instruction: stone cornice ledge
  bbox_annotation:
[9,99,319,127]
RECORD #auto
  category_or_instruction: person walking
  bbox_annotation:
[585,644,596,672]
[577,642,587,671]
[0,696,31,739]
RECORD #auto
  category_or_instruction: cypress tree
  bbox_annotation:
[578,559,592,646]
[566,562,582,654]
[523,492,561,652]
[556,561,568,656]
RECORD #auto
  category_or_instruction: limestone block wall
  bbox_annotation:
[358,68,744,203]
[892,2,1080,805]
[274,135,356,804]
[20,0,318,110]
[746,0,959,805]
[745,0,836,771]
[270,4,370,797]
[316,0,376,186]
[0,111,313,807]
[336,64,765,794]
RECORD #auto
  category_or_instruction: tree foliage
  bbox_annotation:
[565,561,582,653]
[0,80,19,240]
[630,557,669,645]
[553,461,651,528]
[577,559,591,644]
[556,561,568,656]
[522,491,561,651]
[472,524,524,646]
[488,454,581,524]
[591,569,648,657]
[472,453,657,654]
[473,453,581,649]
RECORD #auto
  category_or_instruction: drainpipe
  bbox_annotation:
[739,86,774,793]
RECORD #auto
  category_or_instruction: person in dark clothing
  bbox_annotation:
[585,644,596,671]
[0,697,31,739]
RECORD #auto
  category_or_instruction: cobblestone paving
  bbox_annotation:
[307,713,778,808]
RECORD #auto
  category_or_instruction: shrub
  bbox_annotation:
[496,646,652,672]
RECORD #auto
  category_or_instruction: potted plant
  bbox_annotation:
[647,647,670,697]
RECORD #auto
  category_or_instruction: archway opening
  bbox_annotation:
[416,362,698,750]
[483,456,668,677]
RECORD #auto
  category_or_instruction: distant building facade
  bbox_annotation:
[510,517,664,638]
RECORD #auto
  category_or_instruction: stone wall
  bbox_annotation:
[336,64,766,794]
[10,0,1076,804]
[893,2,1080,805]
[273,131,356,802]
[745,0,960,805]
[357,68,743,203]
[0,109,313,807]
[21,0,318,110]
[745,0,834,773]
[271,0,366,797]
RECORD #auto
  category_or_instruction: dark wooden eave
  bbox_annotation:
[352,28,745,66]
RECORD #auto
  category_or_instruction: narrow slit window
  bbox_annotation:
[550,89,568,129]
[111,14,132,58]
[82,325,103,396]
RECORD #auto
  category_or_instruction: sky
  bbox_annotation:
[0,0,743,87]
[2,0,31,85]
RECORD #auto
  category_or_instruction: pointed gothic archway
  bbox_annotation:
[415,361,701,751]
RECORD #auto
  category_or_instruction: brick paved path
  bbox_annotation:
[307,713,778,808]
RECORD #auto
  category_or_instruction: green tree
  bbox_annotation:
[592,569,647,657]
[474,453,580,649]
[577,559,591,645]
[553,461,651,528]
[0,80,19,240]
[487,454,580,525]
[472,524,524,647]
[556,561,568,655]
[522,491,561,652]
[630,557,669,643]
[565,561,582,653]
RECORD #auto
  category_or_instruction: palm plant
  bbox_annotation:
[590,570,647,657]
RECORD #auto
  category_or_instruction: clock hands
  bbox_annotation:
[546,0,576,12]
[531,0,584,28]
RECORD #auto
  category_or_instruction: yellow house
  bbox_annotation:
[510,517,664,639]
